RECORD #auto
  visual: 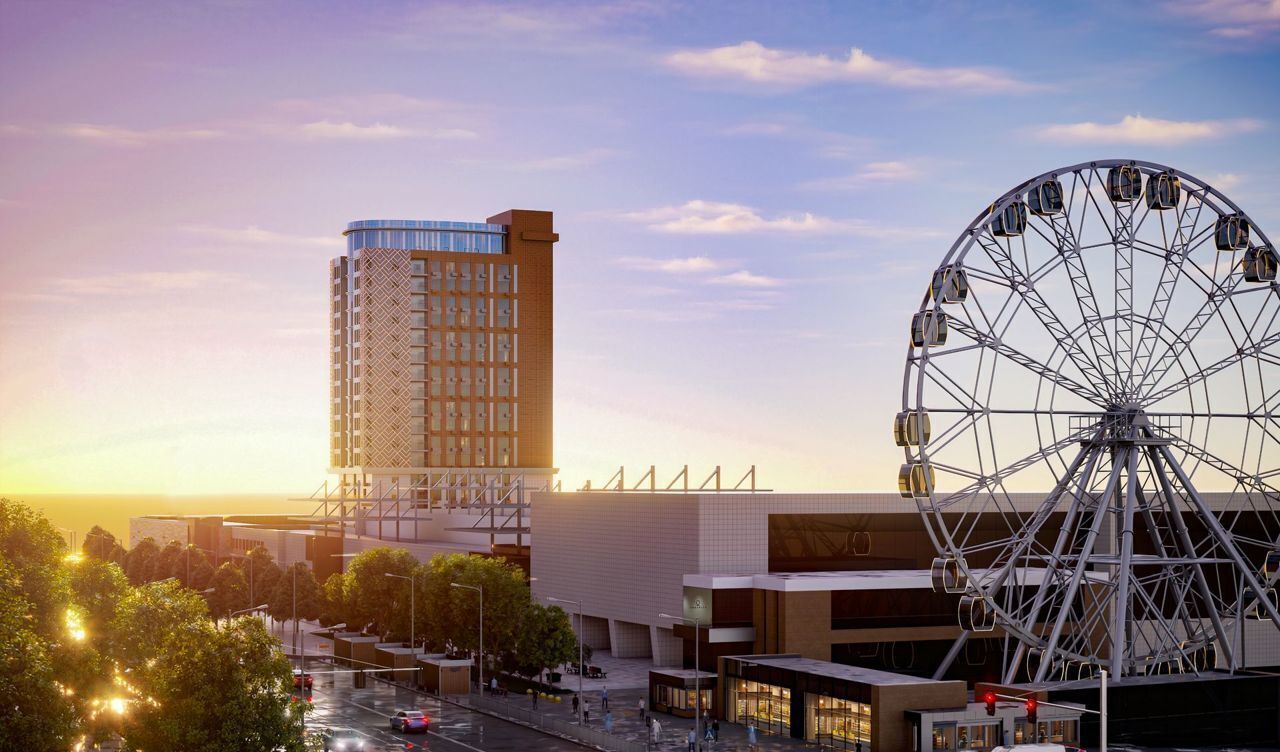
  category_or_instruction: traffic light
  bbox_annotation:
[1025,697,1038,725]
[983,691,997,716]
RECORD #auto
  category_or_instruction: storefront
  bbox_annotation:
[719,654,969,752]
[649,668,716,719]
[906,702,1082,751]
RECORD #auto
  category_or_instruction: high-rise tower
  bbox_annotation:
[329,210,557,502]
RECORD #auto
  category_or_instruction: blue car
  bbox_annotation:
[390,709,429,733]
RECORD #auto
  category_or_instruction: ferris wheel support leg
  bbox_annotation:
[1035,456,1126,683]
[1003,444,1103,684]
[1148,446,1235,669]
[1111,448,1140,677]
[1158,444,1280,629]
[932,630,970,681]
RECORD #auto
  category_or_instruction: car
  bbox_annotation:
[389,709,429,733]
[293,669,314,690]
[319,727,366,751]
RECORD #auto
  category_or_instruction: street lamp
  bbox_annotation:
[451,583,484,693]
[385,572,416,651]
[547,596,585,725]
[661,613,703,750]
[232,603,270,617]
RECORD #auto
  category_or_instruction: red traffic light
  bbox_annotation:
[983,691,997,716]
[1025,697,1038,724]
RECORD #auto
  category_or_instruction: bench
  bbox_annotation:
[586,665,608,679]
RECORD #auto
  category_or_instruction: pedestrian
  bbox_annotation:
[638,698,646,721]
[532,690,538,708]
[584,700,591,721]
[704,724,714,742]
[573,694,579,714]
[688,727,697,752]
[747,723,758,749]
[855,742,862,752]
[712,719,719,741]
[605,710,614,734]
[602,685,609,710]
[652,717,662,743]
[490,676,497,694]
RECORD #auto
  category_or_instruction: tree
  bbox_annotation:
[207,562,249,621]
[268,562,322,625]
[82,524,126,564]
[507,603,578,683]
[124,537,161,585]
[243,545,283,609]
[109,578,210,669]
[122,614,305,752]
[418,553,529,666]
[318,572,348,627]
[181,544,215,591]
[0,497,71,637]
[0,559,77,751]
[343,547,418,637]
[68,557,130,634]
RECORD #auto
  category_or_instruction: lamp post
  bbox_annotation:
[661,613,702,750]
[451,583,484,693]
[232,603,269,618]
[548,596,585,725]
[385,572,416,651]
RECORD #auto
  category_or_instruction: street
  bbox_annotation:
[306,669,585,751]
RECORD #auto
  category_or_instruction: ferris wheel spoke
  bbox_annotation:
[947,317,1107,406]
[974,233,1114,398]
[934,429,1091,510]
[1133,190,1209,386]
[1144,329,1280,406]
[1135,270,1247,400]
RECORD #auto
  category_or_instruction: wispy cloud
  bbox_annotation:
[513,147,617,171]
[180,225,341,248]
[709,270,783,287]
[1166,0,1280,39]
[617,256,724,273]
[1038,114,1264,145]
[617,200,943,238]
[804,160,925,190]
[5,123,229,147]
[297,120,477,141]
[44,271,241,297]
[666,41,1034,92]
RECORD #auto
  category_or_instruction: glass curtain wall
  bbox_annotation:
[727,680,791,736]
[805,694,871,750]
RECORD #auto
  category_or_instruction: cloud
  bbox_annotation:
[666,41,1034,92]
[49,123,226,147]
[617,256,724,273]
[710,270,783,287]
[45,271,241,297]
[512,147,616,171]
[617,200,944,239]
[1205,173,1244,192]
[805,160,924,190]
[1038,115,1264,145]
[180,225,341,248]
[297,120,477,141]
[620,200,845,234]
[1166,0,1280,39]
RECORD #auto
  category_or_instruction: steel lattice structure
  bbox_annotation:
[898,159,1280,682]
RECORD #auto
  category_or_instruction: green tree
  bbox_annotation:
[154,539,185,584]
[0,558,77,750]
[418,554,529,667]
[343,547,418,637]
[318,571,348,627]
[123,616,305,752]
[68,556,130,634]
[124,537,161,585]
[243,544,283,609]
[268,562,322,625]
[207,562,249,621]
[82,523,126,564]
[0,497,71,637]
[507,603,578,683]
[109,578,210,669]
[180,544,215,591]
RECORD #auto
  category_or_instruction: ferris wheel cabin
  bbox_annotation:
[1027,178,1064,215]
[989,201,1027,237]
[1145,171,1181,210]
[930,265,969,304]
[1242,247,1278,283]
[1216,214,1251,251]
[1107,164,1143,202]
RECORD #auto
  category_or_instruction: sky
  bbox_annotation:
[1,0,1278,495]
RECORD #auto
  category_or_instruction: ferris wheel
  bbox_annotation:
[897,159,1280,683]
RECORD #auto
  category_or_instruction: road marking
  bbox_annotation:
[341,696,488,752]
